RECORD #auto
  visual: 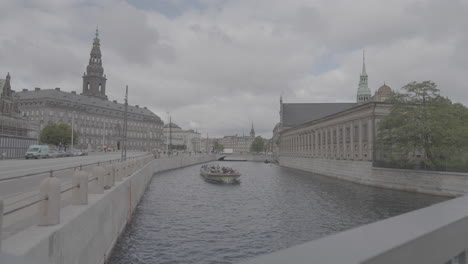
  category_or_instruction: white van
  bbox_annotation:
[25,145,50,159]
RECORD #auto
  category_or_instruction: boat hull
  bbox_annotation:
[200,171,241,183]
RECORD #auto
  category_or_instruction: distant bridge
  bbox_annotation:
[216,153,274,162]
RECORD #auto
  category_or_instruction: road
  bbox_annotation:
[0,151,148,198]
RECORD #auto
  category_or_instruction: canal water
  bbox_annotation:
[109,161,448,264]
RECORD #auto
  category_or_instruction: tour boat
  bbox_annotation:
[200,164,241,183]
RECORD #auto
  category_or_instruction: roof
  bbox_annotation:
[282,103,357,127]
[163,122,181,129]
[13,89,161,120]
[377,84,392,94]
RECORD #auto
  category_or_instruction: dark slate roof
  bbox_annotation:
[13,89,161,120]
[282,103,357,127]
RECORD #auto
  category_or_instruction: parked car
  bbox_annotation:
[25,145,49,159]
[56,151,67,158]
[47,150,59,158]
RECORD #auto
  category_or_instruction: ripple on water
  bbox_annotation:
[109,162,448,264]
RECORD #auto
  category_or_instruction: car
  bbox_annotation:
[56,151,67,158]
[25,145,49,159]
[47,150,59,158]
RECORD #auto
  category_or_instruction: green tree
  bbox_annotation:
[250,136,265,153]
[214,141,224,152]
[376,81,468,170]
[40,123,78,148]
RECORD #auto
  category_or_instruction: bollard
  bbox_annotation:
[115,162,123,182]
[38,176,61,226]
[105,164,115,188]
[0,199,3,250]
[91,166,106,194]
[128,160,133,175]
[72,170,88,205]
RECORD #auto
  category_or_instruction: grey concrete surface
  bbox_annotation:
[0,151,147,198]
[2,155,215,264]
[242,194,468,264]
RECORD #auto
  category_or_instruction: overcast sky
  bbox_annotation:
[0,0,467,138]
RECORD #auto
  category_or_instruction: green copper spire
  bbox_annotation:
[356,49,371,103]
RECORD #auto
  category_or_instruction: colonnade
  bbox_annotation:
[280,117,374,161]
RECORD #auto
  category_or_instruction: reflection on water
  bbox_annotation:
[109,162,448,264]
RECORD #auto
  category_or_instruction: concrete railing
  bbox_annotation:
[0,154,155,242]
[14,155,154,227]
[1,154,215,263]
[242,194,468,264]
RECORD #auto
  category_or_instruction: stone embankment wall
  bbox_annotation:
[2,155,215,264]
[279,156,468,197]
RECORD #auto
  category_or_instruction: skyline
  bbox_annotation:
[1,0,467,138]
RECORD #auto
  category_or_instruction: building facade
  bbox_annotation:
[219,123,255,153]
[280,102,391,161]
[273,53,393,158]
[163,122,201,152]
[0,73,38,158]
[14,29,164,151]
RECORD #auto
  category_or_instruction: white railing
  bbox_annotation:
[242,195,468,264]
[0,154,156,243]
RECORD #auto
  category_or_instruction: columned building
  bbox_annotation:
[280,102,391,161]
[275,52,394,160]
[15,29,164,151]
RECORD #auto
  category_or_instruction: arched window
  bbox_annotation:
[87,82,90,91]
[99,84,102,93]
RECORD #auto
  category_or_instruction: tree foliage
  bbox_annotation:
[40,123,78,147]
[214,141,224,152]
[376,81,468,171]
[250,136,266,153]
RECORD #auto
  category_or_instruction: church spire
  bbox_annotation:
[250,122,255,138]
[356,49,371,103]
[362,49,367,76]
[82,28,107,99]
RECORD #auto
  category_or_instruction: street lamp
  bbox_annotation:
[71,111,75,152]
[38,119,44,144]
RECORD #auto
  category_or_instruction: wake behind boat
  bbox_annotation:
[200,164,241,183]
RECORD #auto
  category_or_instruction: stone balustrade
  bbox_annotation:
[1,154,215,263]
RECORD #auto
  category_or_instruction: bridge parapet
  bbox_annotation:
[242,194,468,264]
[1,154,216,263]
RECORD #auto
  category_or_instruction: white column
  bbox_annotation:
[336,125,340,159]
[325,127,330,158]
[358,119,363,160]
[343,123,347,159]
